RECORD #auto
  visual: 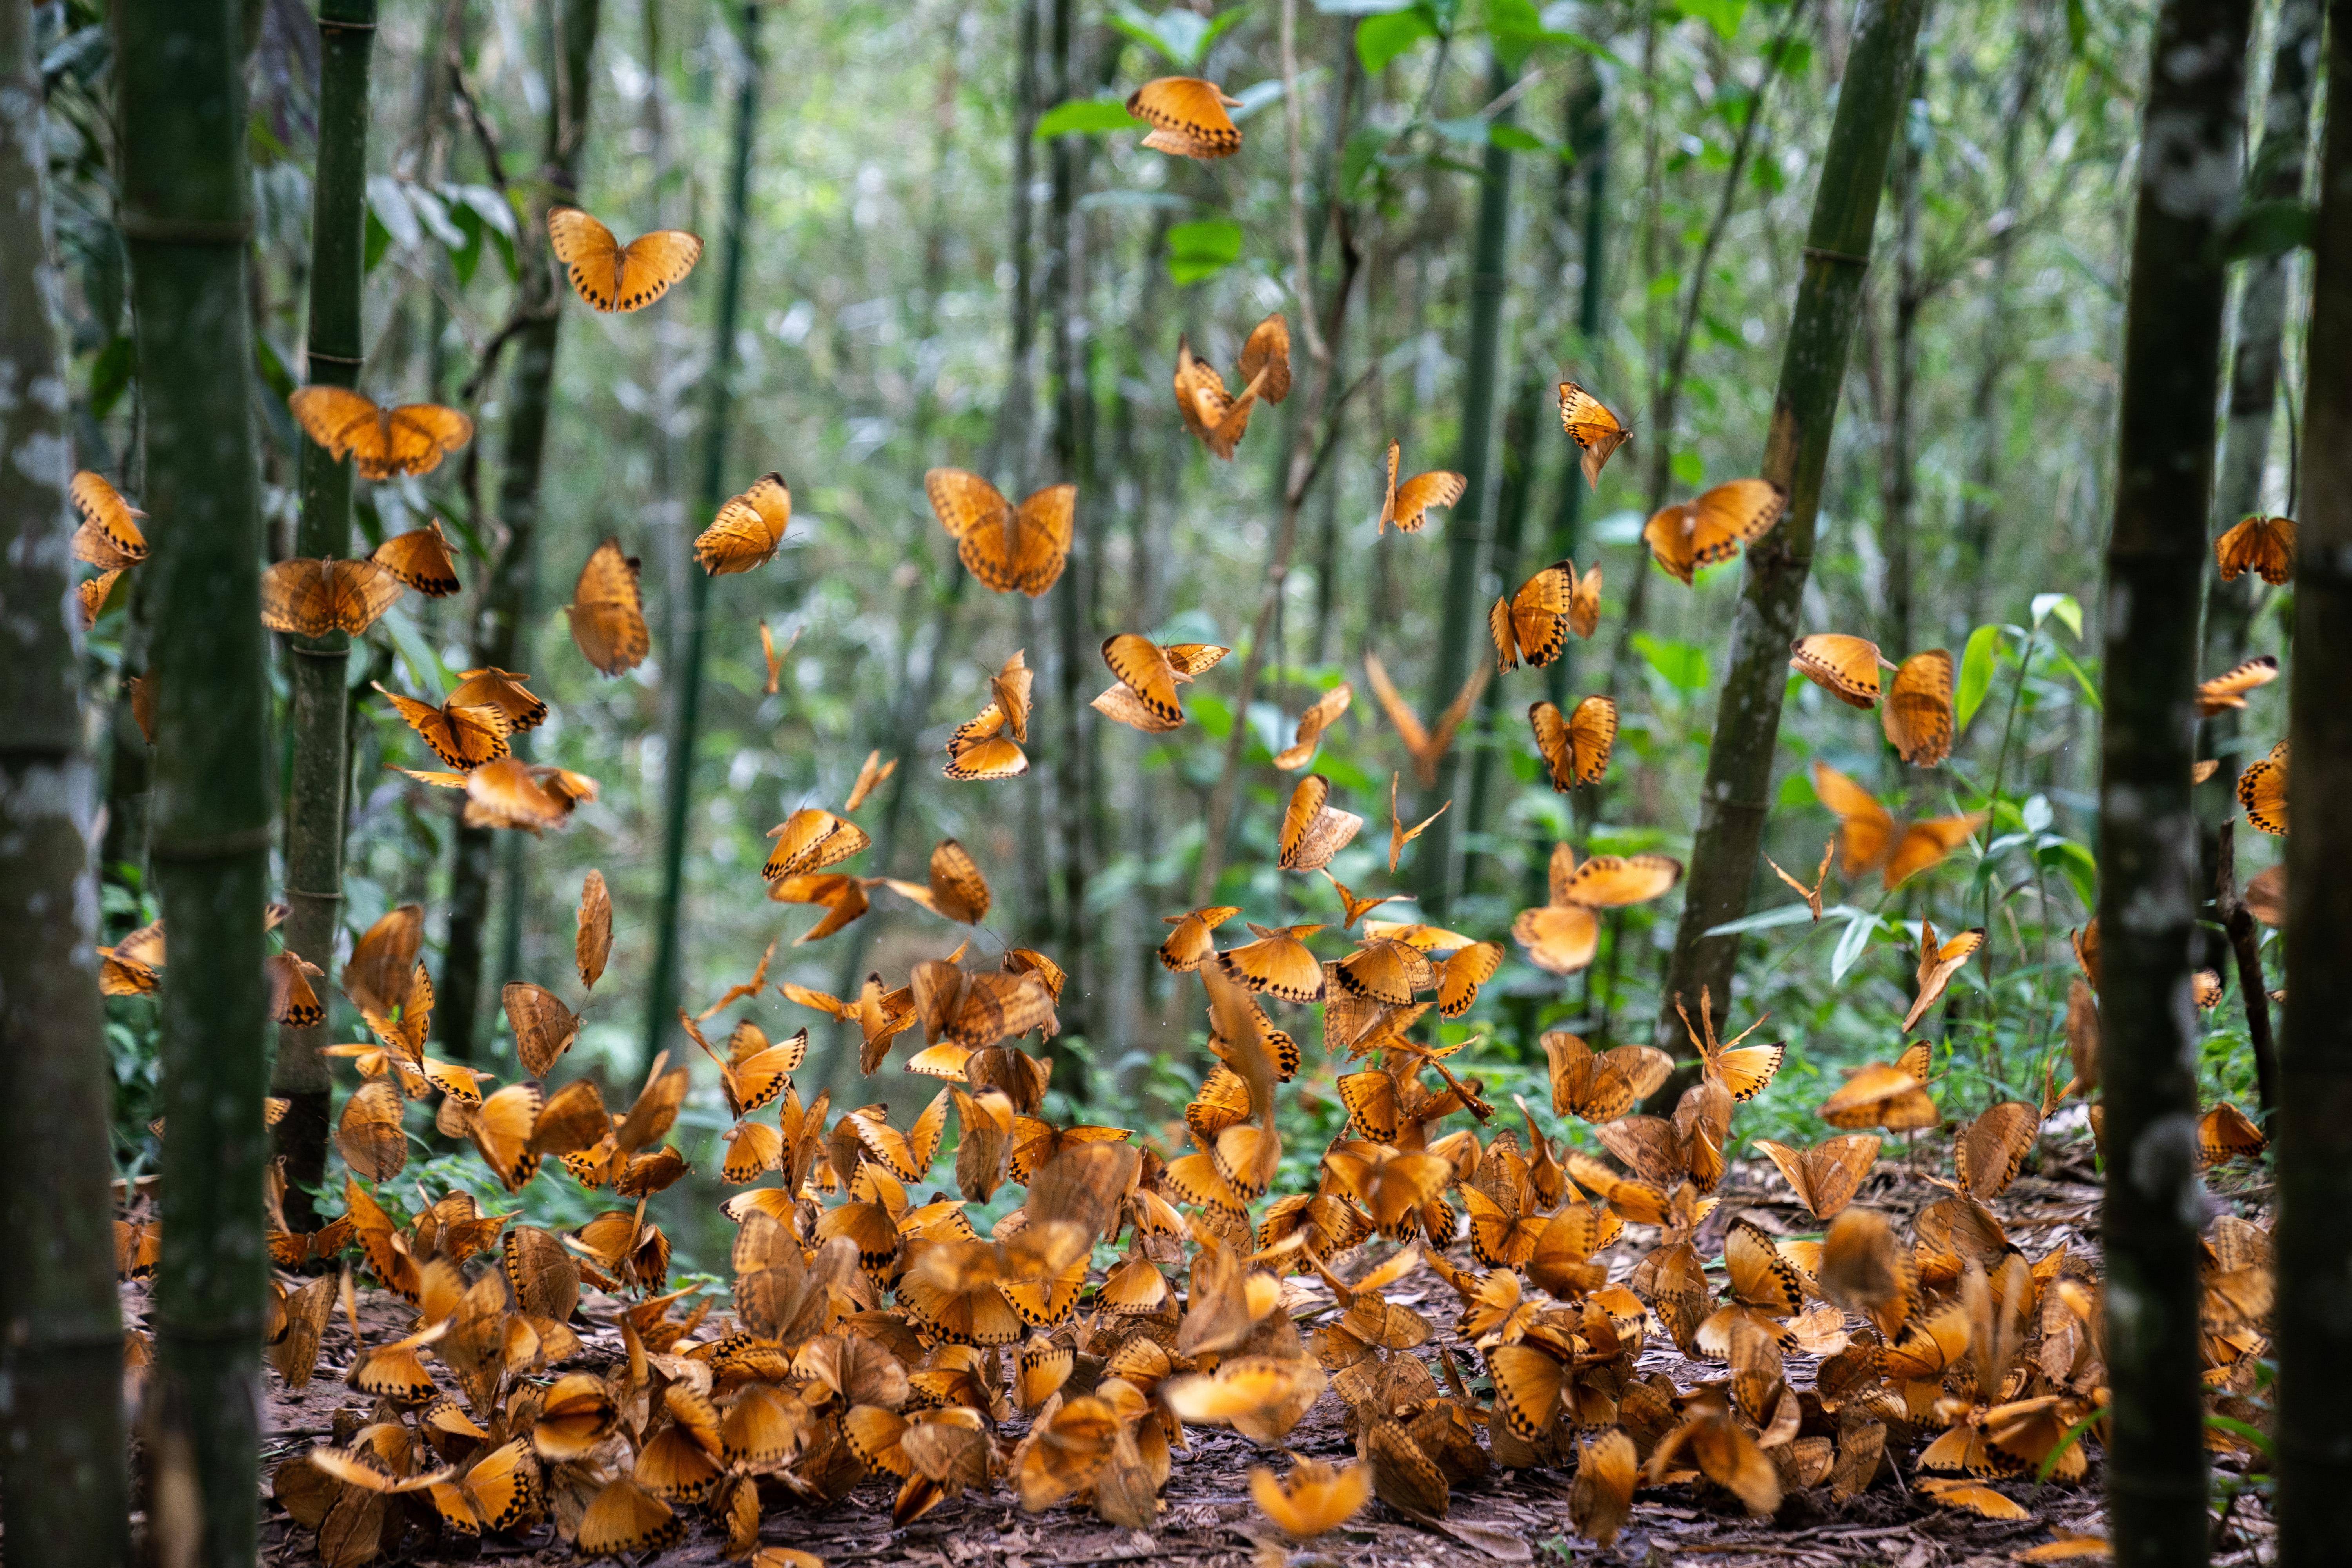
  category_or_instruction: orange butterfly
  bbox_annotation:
[2238,739,2287,834]
[1490,559,1600,671]
[1361,650,1486,787]
[1126,76,1244,158]
[1250,1455,1368,1537]
[447,667,548,731]
[945,650,1033,780]
[1678,987,1783,1101]
[1173,316,1291,459]
[1904,918,1985,1031]
[1788,633,1889,708]
[288,386,474,479]
[1882,650,1955,766]
[1530,695,1617,789]
[1158,906,1241,972]
[76,568,122,627]
[1094,633,1228,732]
[1272,682,1352,770]
[764,808,871,881]
[694,472,791,575]
[768,871,876,944]
[1642,478,1786,585]
[261,557,404,636]
[1386,773,1448,872]
[1765,838,1835,920]
[2215,513,2295,584]
[926,468,1074,597]
[1512,842,1683,974]
[1217,923,1327,1003]
[1376,440,1466,534]
[565,537,649,675]
[883,839,993,925]
[1559,380,1633,489]
[1277,774,1364,872]
[845,748,897,811]
[760,622,799,694]
[1809,761,1985,887]
[371,520,461,596]
[2196,653,2278,717]
[461,758,569,833]
[546,206,704,312]
[69,471,148,570]
[374,682,512,770]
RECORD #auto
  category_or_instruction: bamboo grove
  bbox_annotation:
[3,0,2348,1566]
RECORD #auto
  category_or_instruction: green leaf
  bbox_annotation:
[1109,3,1247,70]
[1632,633,1710,693]
[1829,909,1884,983]
[1677,0,1748,40]
[2049,646,2104,712]
[1670,449,1705,487]
[2220,198,2315,261]
[1704,903,1826,938]
[1357,8,1440,73]
[1035,96,1148,138]
[87,335,134,420]
[1166,218,1244,283]
[1489,123,1549,153]
[2030,592,2082,639]
[1957,623,2000,735]
[2037,1408,2110,1481]
[2204,1413,2275,1460]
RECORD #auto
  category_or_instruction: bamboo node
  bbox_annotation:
[147,824,276,863]
[1800,244,1872,269]
[117,211,254,246]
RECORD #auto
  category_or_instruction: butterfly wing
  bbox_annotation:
[1559,381,1632,489]
[1511,902,1600,975]
[1902,922,1985,1031]
[1565,695,1618,786]
[2215,514,2295,584]
[1240,313,1293,403]
[1566,559,1603,639]
[1502,561,1577,671]
[287,385,385,463]
[566,539,650,675]
[1389,468,1467,533]
[694,472,791,575]
[1560,853,1684,907]
[1641,501,1699,585]
[1686,479,1789,568]
[1884,813,1987,889]
[546,206,626,307]
[1102,634,1182,723]
[614,229,706,312]
[1125,76,1243,158]
[327,559,404,633]
[1435,942,1502,1018]
[69,471,147,568]
[1882,648,1955,766]
[1171,337,1231,445]
[1004,485,1076,596]
[2196,653,2280,716]
[1788,633,1884,708]
[261,560,337,637]
[1809,760,1897,877]
[1272,682,1352,770]
[2239,739,2288,834]
[376,403,474,478]
[372,523,461,595]
[926,466,1009,542]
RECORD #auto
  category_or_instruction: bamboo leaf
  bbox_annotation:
[1957,623,2000,734]
[1109,3,1247,70]
[1357,9,1441,73]
[1829,909,1884,983]
[1166,218,1243,283]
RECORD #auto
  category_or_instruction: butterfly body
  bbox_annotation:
[1529,696,1617,789]
[926,468,1075,596]
[263,557,405,636]
[1558,381,1632,489]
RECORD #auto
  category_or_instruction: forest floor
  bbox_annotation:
[123,1134,2279,1568]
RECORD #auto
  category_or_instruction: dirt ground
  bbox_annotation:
[122,1137,2277,1568]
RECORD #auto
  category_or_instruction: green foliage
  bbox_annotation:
[1166,217,1245,281]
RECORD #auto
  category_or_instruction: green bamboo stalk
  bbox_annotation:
[2274,0,2352,1553]
[0,4,131,1558]
[273,0,378,1226]
[1414,46,1518,916]
[1459,362,1547,895]
[116,0,276,1560]
[438,0,602,1062]
[644,0,762,1068]
[1045,0,1094,1043]
[1645,0,1927,1062]
[2200,0,2320,808]
[2095,0,2253,1555]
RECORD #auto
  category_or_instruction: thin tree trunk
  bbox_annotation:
[2212,821,2277,1112]
[2094,0,2252,1556]
[1645,0,1927,1069]
[2275,0,2352,1552]
[2201,0,2320,807]
[644,0,761,1067]
[1414,47,1518,916]
[0,5,130,1557]
[1046,0,1092,1043]
[273,0,377,1227]
[439,0,602,1063]
[1878,48,1924,654]
[116,0,276,1558]
[1461,364,1546,894]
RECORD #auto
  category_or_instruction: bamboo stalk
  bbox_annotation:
[1046,0,1092,1043]
[438,0,603,1063]
[644,0,762,1068]
[2094,0,2254,1555]
[273,0,378,1225]
[1644,0,1927,1066]
[0,5,130,1559]
[115,0,275,1559]
[2274,0,2352,1554]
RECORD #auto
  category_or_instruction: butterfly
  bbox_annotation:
[1323,871,1403,930]
[1788,633,1890,707]
[1754,1134,1880,1220]
[768,871,875,944]
[575,871,611,989]
[2198,1102,2267,1165]
[576,1475,684,1557]
[1126,76,1245,157]
[546,206,704,312]
[1094,633,1228,732]
[1558,380,1633,489]
[2216,513,2295,584]
[97,917,167,995]
[69,471,148,570]
[1809,760,1985,887]
[1361,650,1487,787]
[1277,774,1365,872]
[335,1078,408,1181]
[1570,1428,1639,1546]
[374,682,512,769]
[447,667,548,731]
[463,759,590,833]
[2238,739,2287,834]
[288,386,474,478]
[1158,906,1241,972]
[461,1079,610,1189]
[1817,1040,1940,1132]
[1904,918,1985,1031]
[1765,838,1835,920]
[911,960,1058,1051]
[1217,923,1327,1003]
[564,537,650,675]
[1173,317,1290,459]
[1272,681,1352,770]
[261,557,405,636]
[1817,1207,1915,1338]
[844,748,896,811]
[1250,1455,1368,1538]
[1386,773,1448,873]
[1541,1030,1674,1123]
[926,468,1074,596]
[1954,1100,2040,1198]
[1363,923,1502,1016]
[76,568,122,626]
[1882,649,1956,766]
[781,971,917,1073]
[694,471,791,575]
[1529,695,1617,789]
[1512,842,1683,974]
[763,807,871,880]
[945,650,1032,780]
[760,622,799,694]
[2197,653,2279,716]
[1376,440,1467,534]
[1642,478,1787,585]
[1677,987,1783,1101]
[371,520,461,595]
[883,838,993,924]
[426,1437,540,1535]
[1490,559,1600,671]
